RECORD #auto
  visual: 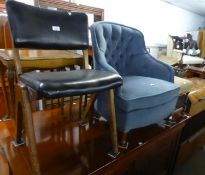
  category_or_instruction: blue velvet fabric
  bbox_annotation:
[115,97,178,132]
[116,76,179,112]
[91,22,174,82]
[90,21,179,133]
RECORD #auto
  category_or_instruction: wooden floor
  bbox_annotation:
[0,103,186,175]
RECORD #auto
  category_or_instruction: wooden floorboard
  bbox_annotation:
[0,105,186,175]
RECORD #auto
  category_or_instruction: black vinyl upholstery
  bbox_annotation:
[20,70,122,98]
[6,0,89,50]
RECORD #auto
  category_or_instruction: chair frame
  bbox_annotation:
[12,49,119,175]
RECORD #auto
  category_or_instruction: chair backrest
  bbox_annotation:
[90,21,149,75]
[6,0,89,50]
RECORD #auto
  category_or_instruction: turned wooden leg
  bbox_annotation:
[21,84,41,175]
[107,89,120,158]
[118,132,128,149]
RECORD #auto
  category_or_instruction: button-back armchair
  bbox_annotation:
[6,2,122,174]
[90,21,180,148]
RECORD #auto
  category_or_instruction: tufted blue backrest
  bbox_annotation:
[90,22,149,75]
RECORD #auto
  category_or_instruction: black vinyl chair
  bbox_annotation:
[6,1,122,174]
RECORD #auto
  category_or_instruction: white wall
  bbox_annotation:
[75,0,205,46]
[17,0,34,5]
[20,0,205,46]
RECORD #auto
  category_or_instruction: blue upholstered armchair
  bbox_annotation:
[90,22,179,147]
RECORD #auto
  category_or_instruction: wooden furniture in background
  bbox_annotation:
[3,21,12,48]
[36,0,104,21]
[0,15,12,48]
[0,49,84,119]
[0,1,12,119]
[0,61,9,118]
[0,0,12,49]
[186,66,205,78]
[198,29,205,58]
[0,15,7,48]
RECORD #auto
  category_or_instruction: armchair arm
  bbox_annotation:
[145,54,175,82]
[129,53,175,82]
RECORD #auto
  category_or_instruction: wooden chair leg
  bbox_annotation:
[12,102,25,146]
[118,132,128,149]
[79,94,96,126]
[21,85,41,175]
[107,89,120,158]
[12,84,25,146]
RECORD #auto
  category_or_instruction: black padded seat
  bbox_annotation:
[20,69,122,98]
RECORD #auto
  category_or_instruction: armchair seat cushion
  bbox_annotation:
[116,76,179,112]
[20,69,122,98]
